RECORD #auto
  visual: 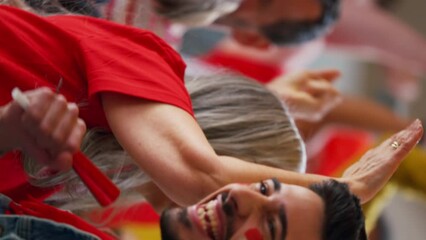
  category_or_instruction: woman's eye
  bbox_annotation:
[259,181,269,195]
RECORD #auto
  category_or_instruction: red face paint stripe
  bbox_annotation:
[245,228,263,240]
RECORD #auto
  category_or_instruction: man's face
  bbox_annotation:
[222,0,322,27]
[160,179,324,240]
[215,0,339,47]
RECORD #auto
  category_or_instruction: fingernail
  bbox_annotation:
[415,119,423,130]
[67,102,78,110]
[409,119,421,129]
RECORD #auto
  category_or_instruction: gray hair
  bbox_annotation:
[24,129,149,210]
[23,73,305,210]
[186,74,305,171]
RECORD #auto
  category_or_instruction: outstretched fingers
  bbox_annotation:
[379,118,423,172]
[343,119,423,203]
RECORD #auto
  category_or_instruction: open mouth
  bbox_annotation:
[189,193,227,240]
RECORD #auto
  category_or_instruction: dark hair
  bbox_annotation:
[376,0,398,9]
[153,0,217,19]
[260,0,341,45]
[309,180,367,240]
[160,209,180,240]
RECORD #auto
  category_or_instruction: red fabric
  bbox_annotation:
[9,200,116,240]
[0,152,63,202]
[0,6,192,202]
[201,50,283,84]
[309,128,373,177]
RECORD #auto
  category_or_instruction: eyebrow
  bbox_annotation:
[279,206,287,240]
[270,178,286,239]
[272,178,281,192]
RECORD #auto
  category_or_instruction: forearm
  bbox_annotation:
[321,96,411,132]
[217,156,331,188]
[147,154,332,206]
[103,93,226,205]
[103,93,331,206]
[295,95,411,140]
[138,158,331,211]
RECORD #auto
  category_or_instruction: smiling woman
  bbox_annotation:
[160,179,366,240]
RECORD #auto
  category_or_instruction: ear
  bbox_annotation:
[231,29,271,50]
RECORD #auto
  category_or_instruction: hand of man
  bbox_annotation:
[0,87,86,174]
[341,119,423,204]
[266,69,342,121]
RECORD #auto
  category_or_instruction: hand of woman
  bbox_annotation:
[266,69,342,121]
[341,119,423,203]
[0,87,86,173]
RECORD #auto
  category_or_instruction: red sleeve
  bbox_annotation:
[0,6,193,201]
[201,50,284,84]
[47,15,194,122]
[84,31,193,115]
[0,5,193,129]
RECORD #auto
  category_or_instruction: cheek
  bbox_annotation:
[244,228,263,240]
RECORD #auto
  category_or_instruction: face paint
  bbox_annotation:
[244,228,263,240]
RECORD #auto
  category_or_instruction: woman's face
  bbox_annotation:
[160,179,324,240]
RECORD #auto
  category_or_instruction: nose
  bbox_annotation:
[226,185,269,217]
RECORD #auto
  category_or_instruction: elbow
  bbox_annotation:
[170,168,223,207]
[173,154,226,206]
[185,172,223,205]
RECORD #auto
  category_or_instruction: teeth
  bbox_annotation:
[198,208,204,215]
[208,209,214,217]
[201,218,207,230]
[211,217,217,227]
[197,200,220,240]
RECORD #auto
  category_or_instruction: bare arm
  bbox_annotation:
[102,92,329,206]
[322,95,410,131]
[296,95,411,139]
[102,93,422,205]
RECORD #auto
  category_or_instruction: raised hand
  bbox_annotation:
[0,87,86,173]
[267,69,342,121]
[341,119,423,203]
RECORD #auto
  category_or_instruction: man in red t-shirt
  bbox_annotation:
[0,5,192,202]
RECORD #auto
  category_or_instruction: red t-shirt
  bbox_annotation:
[0,6,193,202]
[201,50,284,84]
